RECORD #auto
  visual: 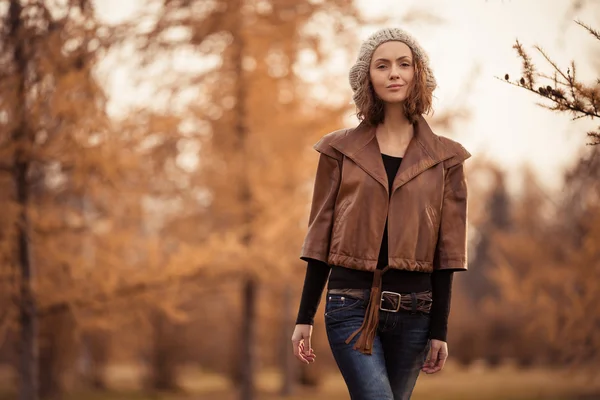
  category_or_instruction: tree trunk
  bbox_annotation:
[38,312,78,399]
[230,1,256,399]
[240,276,257,400]
[280,284,294,396]
[16,159,38,400]
[80,332,109,390]
[8,1,39,399]
[147,310,181,392]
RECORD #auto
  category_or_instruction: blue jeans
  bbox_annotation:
[325,289,431,400]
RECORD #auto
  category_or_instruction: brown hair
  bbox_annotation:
[355,55,433,126]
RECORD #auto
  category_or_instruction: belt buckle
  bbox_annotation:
[380,291,401,312]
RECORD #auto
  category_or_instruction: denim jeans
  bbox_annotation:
[325,289,431,400]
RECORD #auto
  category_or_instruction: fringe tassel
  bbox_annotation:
[344,266,389,355]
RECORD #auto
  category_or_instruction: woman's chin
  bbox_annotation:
[381,96,407,105]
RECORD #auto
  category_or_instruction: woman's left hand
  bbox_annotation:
[422,339,448,374]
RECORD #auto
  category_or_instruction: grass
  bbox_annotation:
[0,362,599,400]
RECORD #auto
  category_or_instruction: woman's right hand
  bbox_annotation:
[291,324,316,364]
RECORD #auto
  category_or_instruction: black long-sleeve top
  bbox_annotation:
[296,153,454,341]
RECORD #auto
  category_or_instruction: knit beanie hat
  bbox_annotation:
[349,27,437,107]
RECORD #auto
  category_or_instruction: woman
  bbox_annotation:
[291,27,471,400]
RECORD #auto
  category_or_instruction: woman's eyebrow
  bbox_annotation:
[373,56,412,62]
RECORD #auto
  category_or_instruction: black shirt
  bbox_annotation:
[295,153,454,341]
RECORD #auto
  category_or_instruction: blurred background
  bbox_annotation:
[1,0,599,399]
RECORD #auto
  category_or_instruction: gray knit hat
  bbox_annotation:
[349,27,437,106]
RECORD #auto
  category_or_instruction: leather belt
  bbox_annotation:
[328,288,432,313]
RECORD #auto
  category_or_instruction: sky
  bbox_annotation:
[95,0,600,193]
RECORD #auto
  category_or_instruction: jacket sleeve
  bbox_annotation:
[299,148,342,264]
[433,161,469,271]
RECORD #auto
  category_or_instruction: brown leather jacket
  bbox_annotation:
[300,115,471,274]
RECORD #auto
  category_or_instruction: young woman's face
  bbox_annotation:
[369,41,415,104]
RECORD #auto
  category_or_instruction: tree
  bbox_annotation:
[127,1,366,398]
[463,166,511,304]
[492,10,600,371]
[0,1,123,397]
[449,162,516,366]
[502,20,600,145]
[489,149,600,370]
[0,1,200,397]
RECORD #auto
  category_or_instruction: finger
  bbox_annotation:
[300,341,316,356]
[435,358,446,372]
[292,340,299,356]
[302,346,316,363]
[299,342,316,363]
[425,350,447,374]
[422,357,436,373]
[422,364,440,374]
[422,347,437,373]
[293,340,310,364]
[300,342,317,362]
[295,351,309,364]
[295,343,310,364]
[427,345,439,367]
[428,356,443,373]
[435,349,448,370]
[304,336,312,356]
[429,363,443,374]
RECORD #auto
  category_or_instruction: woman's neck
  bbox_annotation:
[376,103,414,144]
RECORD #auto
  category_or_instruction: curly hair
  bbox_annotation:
[355,55,434,126]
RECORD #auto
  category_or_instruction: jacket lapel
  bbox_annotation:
[329,116,456,196]
[391,115,455,194]
[330,120,389,193]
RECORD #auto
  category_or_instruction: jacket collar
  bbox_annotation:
[330,115,455,195]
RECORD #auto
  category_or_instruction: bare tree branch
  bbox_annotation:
[501,20,600,145]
